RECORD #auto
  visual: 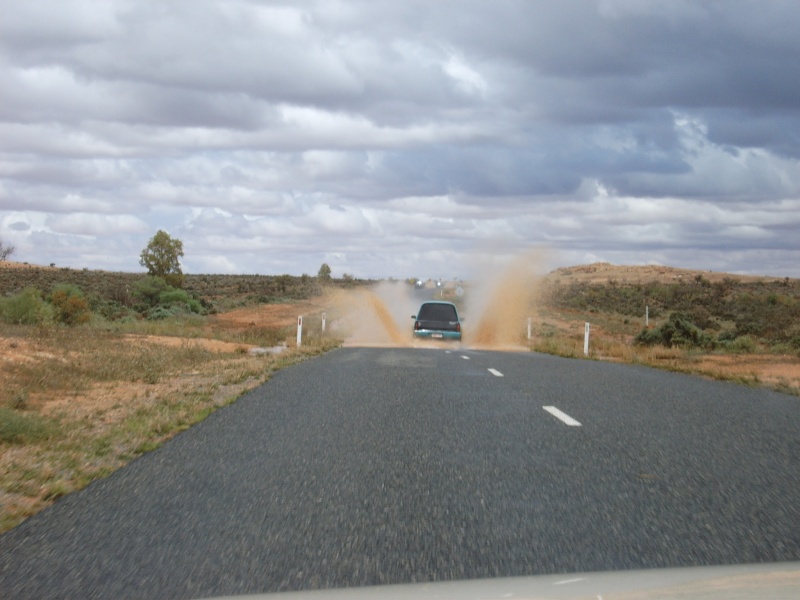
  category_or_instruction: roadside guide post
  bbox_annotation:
[322,312,327,334]
[297,316,303,347]
[527,317,532,340]
[584,322,590,356]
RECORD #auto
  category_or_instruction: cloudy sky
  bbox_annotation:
[1,0,799,279]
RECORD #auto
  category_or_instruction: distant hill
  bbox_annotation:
[545,262,793,285]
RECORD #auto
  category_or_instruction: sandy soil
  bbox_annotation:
[208,298,324,331]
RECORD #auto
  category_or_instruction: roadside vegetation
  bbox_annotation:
[2,258,798,533]
[545,273,800,352]
[530,271,800,395]
[0,260,361,533]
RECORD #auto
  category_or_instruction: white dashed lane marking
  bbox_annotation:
[477,364,582,426]
[461,355,470,360]
[543,406,582,427]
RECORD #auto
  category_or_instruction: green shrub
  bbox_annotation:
[769,342,799,356]
[146,305,181,320]
[49,284,91,326]
[634,312,712,349]
[633,327,664,346]
[91,298,135,321]
[686,305,719,330]
[727,335,757,354]
[159,288,190,305]
[158,289,202,313]
[0,287,51,325]
[133,276,170,308]
[144,305,199,321]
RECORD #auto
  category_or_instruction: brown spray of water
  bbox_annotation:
[329,282,415,347]
[462,248,546,350]
[329,248,547,350]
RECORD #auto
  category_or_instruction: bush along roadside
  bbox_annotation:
[0,277,210,326]
[634,312,713,349]
[132,276,205,319]
[633,310,792,354]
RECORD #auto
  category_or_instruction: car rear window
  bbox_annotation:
[418,303,457,321]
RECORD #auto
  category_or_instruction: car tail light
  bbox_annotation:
[456,323,461,332]
[414,321,421,330]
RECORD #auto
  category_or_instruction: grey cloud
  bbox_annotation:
[705,111,800,159]
[2,0,800,277]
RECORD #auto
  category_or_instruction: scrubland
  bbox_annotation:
[0,262,342,532]
[534,264,800,394]
[1,260,798,533]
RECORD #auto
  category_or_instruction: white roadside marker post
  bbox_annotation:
[321,312,326,334]
[527,317,532,340]
[584,322,590,356]
[297,316,303,347]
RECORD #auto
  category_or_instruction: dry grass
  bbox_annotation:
[0,314,341,533]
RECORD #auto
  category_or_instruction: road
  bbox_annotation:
[1,347,799,599]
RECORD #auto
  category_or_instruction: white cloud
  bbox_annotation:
[300,203,372,235]
[442,53,489,97]
[189,253,241,275]
[46,213,149,236]
[0,0,799,277]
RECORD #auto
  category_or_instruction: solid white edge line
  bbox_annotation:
[488,368,504,377]
[543,406,582,426]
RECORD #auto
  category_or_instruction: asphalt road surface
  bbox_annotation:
[1,347,799,599]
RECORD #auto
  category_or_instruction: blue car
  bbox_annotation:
[412,301,462,341]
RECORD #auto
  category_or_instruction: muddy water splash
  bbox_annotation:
[332,282,415,347]
[329,249,546,350]
[363,290,408,345]
[463,249,546,350]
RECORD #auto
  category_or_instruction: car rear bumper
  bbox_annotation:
[413,329,462,341]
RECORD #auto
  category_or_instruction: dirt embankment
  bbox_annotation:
[208,299,323,331]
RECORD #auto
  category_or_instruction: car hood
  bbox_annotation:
[208,561,800,600]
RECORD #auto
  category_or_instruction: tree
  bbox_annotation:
[317,263,332,282]
[0,239,16,261]
[139,230,184,288]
